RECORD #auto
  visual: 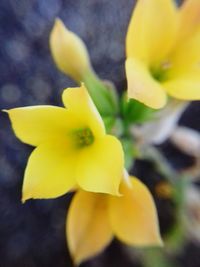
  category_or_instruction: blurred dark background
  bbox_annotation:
[0,0,200,266]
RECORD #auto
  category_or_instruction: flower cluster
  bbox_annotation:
[6,82,162,263]
[4,0,200,265]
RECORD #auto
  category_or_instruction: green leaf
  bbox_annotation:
[121,93,156,124]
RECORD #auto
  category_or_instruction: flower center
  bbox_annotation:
[73,128,94,148]
[150,61,171,82]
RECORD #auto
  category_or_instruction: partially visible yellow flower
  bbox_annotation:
[126,0,200,109]
[67,176,162,265]
[50,18,118,117]
[5,84,124,201]
[50,18,92,82]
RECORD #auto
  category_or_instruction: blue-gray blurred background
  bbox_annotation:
[0,0,200,266]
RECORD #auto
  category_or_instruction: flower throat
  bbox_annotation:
[74,128,94,148]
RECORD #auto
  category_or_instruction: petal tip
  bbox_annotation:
[151,235,164,248]
[21,197,27,204]
[2,109,9,114]
[54,17,62,24]
[21,192,31,203]
[22,184,34,203]
[127,88,167,110]
[148,230,164,247]
[53,18,71,35]
[71,255,82,266]
[158,237,164,247]
[53,17,65,31]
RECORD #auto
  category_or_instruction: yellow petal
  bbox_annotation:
[22,141,76,202]
[126,58,167,109]
[126,0,177,65]
[108,177,163,246]
[163,79,200,100]
[67,191,113,265]
[168,1,200,76]
[62,84,105,138]
[177,0,200,42]
[50,18,91,82]
[168,31,200,78]
[77,135,124,195]
[5,106,71,147]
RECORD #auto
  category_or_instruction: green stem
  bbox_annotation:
[83,70,118,116]
[141,248,177,267]
[139,146,188,265]
[140,146,177,184]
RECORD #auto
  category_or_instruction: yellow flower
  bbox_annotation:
[50,18,92,83]
[5,84,124,201]
[67,175,162,265]
[126,0,200,109]
[50,18,118,117]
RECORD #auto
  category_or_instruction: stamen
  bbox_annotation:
[150,60,171,82]
[73,128,94,148]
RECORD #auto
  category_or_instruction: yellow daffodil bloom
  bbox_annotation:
[67,176,162,265]
[5,85,124,201]
[126,0,200,109]
[50,18,92,83]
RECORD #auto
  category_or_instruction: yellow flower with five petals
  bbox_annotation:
[126,0,200,109]
[5,85,124,201]
[67,175,162,265]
